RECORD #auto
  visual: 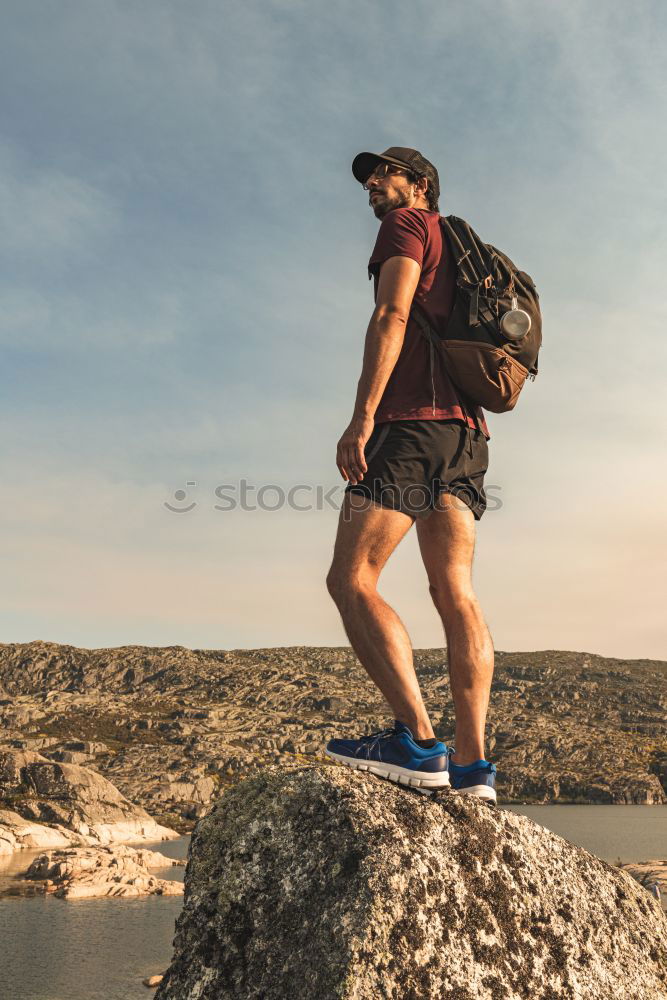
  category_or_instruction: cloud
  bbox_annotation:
[0,142,116,256]
[0,286,185,350]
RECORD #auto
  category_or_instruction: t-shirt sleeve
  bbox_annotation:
[368,208,429,279]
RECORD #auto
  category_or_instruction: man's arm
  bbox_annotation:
[336,255,421,485]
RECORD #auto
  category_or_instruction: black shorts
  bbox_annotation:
[345,419,489,521]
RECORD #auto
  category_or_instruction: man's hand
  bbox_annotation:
[336,414,375,485]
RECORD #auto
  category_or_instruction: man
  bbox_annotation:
[324,146,496,801]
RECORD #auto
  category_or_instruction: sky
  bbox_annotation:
[1,0,665,660]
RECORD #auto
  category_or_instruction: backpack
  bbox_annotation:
[411,215,542,413]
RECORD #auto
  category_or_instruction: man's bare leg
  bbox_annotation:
[416,493,494,765]
[326,493,435,740]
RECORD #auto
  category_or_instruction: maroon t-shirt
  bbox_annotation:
[368,207,490,439]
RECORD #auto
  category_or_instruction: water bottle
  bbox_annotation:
[500,296,531,341]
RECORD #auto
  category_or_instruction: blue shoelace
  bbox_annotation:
[353,726,398,761]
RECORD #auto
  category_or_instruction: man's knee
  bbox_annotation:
[428,582,448,617]
[428,580,475,621]
[326,565,371,606]
[326,567,342,602]
[326,563,352,606]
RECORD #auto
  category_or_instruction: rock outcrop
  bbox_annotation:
[0,749,178,853]
[157,766,667,1000]
[155,766,667,1000]
[620,860,667,901]
[1,641,666,820]
[20,845,184,899]
[0,807,88,853]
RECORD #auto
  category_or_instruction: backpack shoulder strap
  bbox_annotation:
[441,216,478,283]
[442,215,494,284]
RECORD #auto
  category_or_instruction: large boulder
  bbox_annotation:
[0,749,178,851]
[156,766,667,1000]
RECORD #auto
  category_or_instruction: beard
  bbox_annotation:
[370,186,411,219]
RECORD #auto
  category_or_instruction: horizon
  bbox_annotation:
[2,636,666,665]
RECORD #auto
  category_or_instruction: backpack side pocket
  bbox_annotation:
[440,341,528,412]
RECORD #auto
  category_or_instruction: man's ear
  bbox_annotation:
[414,176,429,200]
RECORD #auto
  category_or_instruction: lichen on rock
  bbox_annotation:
[156,765,667,1000]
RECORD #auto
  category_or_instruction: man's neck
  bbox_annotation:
[409,198,430,212]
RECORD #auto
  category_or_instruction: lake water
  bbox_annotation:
[505,804,667,863]
[1,806,665,1000]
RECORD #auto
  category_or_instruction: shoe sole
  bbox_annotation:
[415,783,497,802]
[324,748,450,789]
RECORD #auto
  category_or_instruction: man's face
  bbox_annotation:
[364,163,416,219]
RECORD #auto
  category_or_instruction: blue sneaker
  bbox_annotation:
[449,751,497,802]
[325,721,450,790]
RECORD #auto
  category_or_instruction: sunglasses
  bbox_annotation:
[362,162,411,190]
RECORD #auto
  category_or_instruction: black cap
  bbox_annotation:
[351,146,440,202]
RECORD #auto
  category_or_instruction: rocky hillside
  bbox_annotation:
[0,641,665,829]
[155,766,667,1000]
[0,748,178,852]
